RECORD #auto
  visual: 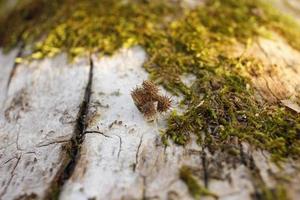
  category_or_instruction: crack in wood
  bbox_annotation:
[257,40,271,63]
[35,140,70,148]
[263,77,280,101]
[1,151,35,167]
[6,43,25,92]
[0,155,21,198]
[116,135,122,159]
[201,150,209,188]
[133,135,143,172]
[45,54,94,199]
[247,155,271,199]
[141,175,147,200]
[239,141,247,166]
[83,130,111,138]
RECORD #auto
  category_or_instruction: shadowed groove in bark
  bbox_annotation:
[201,150,209,188]
[133,135,143,172]
[0,155,21,198]
[6,42,25,91]
[45,54,94,199]
[239,142,247,166]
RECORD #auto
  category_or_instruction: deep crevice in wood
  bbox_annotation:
[0,155,21,198]
[45,55,94,199]
[201,150,209,188]
[83,130,110,138]
[239,141,247,166]
[133,135,143,172]
[6,43,25,92]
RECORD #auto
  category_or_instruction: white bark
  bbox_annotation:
[0,49,18,110]
[0,40,299,200]
[0,53,90,199]
[59,46,300,200]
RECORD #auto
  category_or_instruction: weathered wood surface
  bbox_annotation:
[0,49,18,110]
[269,0,300,20]
[60,47,198,200]
[59,45,300,200]
[0,1,300,200]
[0,41,299,200]
[0,53,90,199]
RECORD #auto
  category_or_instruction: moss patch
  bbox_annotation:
[179,166,218,199]
[0,0,299,167]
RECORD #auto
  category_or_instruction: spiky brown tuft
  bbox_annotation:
[131,80,172,120]
[142,80,159,98]
[131,87,148,108]
[157,95,172,112]
[141,101,157,120]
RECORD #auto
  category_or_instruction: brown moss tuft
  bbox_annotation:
[142,80,159,98]
[141,102,157,120]
[131,80,172,120]
[157,95,172,113]
[131,87,149,109]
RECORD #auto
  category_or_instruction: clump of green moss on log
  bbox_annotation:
[162,57,300,162]
[179,166,218,199]
[0,0,182,59]
[0,0,299,163]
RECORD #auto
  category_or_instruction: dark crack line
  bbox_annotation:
[16,129,21,151]
[201,150,209,188]
[263,77,280,101]
[247,155,271,199]
[116,135,122,159]
[83,130,111,138]
[239,142,247,166]
[133,135,143,172]
[3,156,17,165]
[36,140,70,148]
[142,176,147,200]
[257,40,271,63]
[0,155,21,198]
[45,54,94,199]
[6,43,25,92]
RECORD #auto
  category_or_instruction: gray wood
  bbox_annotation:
[0,54,90,199]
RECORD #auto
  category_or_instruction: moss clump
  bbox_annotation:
[162,57,300,162]
[250,167,290,200]
[0,0,182,58]
[179,166,218,199]
[252,184,289,200]
[0,0,299,163]
[193,0,300,50]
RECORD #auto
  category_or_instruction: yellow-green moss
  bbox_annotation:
[0,0,299,165]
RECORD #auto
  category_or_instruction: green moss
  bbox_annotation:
[179,166,218,199]
[0,0,299,168]
[251,168,290,200]
[257,184,289,200]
